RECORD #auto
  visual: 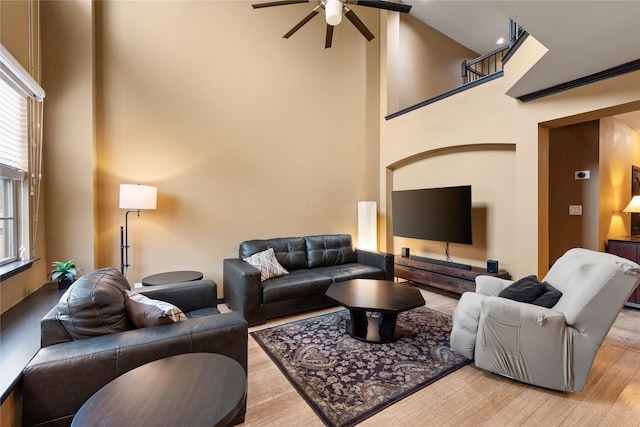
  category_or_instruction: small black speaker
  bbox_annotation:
[401,247,410,257]
[487,260,499,273]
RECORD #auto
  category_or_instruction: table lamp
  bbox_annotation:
[623,195,640,237]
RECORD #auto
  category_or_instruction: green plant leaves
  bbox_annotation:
[50,260,79,281]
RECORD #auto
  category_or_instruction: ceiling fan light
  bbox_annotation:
[325,0,342,26]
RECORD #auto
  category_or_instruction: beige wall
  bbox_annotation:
[397,14,477,110]
[40,1,381,288]
[381,33,640,278]
[390,145,517,271]
[41,0,97,278]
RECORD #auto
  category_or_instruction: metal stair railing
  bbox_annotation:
[461,20,523,85]
[461,45,508,84]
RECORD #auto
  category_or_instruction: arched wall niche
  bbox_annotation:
[385,143,517,272]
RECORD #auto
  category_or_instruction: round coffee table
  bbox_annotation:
[71,353,246,427]
[325,279,425,343]
[141,270,203,286]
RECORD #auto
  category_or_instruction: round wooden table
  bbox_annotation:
[141,270,203,286]
[71,353,246,427]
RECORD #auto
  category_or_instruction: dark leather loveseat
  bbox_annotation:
[223,234,393,326]
[22,268,247,427]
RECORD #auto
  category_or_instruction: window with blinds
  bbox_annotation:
[0,77,28,263]
[0,44,45,265]
[0,78,28,174]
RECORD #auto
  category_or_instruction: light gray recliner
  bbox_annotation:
[450,248,640,392]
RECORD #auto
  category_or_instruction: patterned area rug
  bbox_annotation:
[251,307,470,427]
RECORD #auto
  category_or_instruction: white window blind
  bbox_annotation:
[0,78,28,176]
[0,44,45,262]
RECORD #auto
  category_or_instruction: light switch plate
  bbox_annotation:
[569,205,583,215]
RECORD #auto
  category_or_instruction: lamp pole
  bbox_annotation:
[120,209,140,275]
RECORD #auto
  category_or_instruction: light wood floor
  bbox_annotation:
[237,288,640,426]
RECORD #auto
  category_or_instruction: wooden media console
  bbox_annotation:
[394,255,511,295]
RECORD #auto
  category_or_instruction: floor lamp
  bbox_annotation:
[358,201,377,251]
[120,184,157,275]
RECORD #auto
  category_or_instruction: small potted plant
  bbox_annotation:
[50,260,80,289]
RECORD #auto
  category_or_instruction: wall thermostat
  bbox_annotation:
[575,170,590,180]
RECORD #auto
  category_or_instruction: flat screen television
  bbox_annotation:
[391,185,473,245]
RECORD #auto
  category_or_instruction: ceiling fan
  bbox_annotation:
[252,0,412,48]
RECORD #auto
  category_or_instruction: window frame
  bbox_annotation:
[0,44,45,269]
[0,176,20,265]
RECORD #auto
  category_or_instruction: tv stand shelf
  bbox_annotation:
[394,255,511,295]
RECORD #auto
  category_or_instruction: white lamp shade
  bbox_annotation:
[623,196,640,213]
[119,184,157,210]
[358,201,377,251]
[325,0,342,26]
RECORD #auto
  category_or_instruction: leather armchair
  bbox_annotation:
[450,248,640,392]
[22,268,248,427]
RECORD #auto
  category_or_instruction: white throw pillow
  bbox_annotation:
[243,247,289,282]
[124,290,187,328]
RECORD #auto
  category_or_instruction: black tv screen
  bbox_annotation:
[392,185,473,245]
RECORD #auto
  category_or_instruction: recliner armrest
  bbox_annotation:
[355,249,394,280]
[476,296,573,390]
[223,258,264,326]
[137,279,218,313]
[475,275,514,296]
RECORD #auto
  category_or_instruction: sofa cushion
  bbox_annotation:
[240,237,308,271]
[261,270,332,304]
[242,248,289,281]
[57,268,134,340]
[124,290,188,328]
[312,263,386,282]
[305,234,356,268]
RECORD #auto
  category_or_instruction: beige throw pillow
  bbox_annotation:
[243,247,289,282]
[124,290,187,328]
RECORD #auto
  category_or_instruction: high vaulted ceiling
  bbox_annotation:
[405,0,640,99]
[405,0,511,56]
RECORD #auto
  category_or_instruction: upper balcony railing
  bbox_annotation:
[461,20,524,85]
[386,21,526,120]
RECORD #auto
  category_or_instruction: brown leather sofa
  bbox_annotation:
[22,268,247,427]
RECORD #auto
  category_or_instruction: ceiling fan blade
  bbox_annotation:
[325,24,334,49]
[252,0,311,9]
[283,9,320,38]
[345,9,374,41]
[351,0,412,13]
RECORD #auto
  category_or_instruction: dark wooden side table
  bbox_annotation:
[71,353,246,427]
[141,270,203,286]
[606,238,640,308]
